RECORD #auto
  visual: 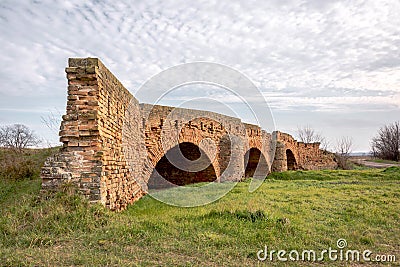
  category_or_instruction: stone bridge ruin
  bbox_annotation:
[41,58,337,210]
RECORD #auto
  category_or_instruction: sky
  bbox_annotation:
[0,0,399,152]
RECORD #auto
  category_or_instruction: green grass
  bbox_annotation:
[0,151,399,266]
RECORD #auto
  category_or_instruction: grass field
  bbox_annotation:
[0,149,399,266]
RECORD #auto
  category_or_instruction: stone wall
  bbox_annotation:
[42,57,337,211]
[272,131,337,171]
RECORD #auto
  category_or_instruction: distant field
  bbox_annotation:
[0,149,399,266]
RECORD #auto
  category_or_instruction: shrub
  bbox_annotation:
[0,154,37,180]
[371,121,400,161]
[0,147,59,181]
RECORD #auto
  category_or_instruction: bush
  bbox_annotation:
[335,136,353,170]
[0,154,37,180]
[371,121,400,161]
[383,166,400,174]
[0,147,59,181]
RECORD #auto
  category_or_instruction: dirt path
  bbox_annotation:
[351,158,400,168]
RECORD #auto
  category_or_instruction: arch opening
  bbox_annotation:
[148,142,217,189]
[286,149,297,170]
[244,148,269,178]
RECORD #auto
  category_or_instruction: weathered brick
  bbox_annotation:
[41,57,337,212]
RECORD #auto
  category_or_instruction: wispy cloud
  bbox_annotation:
[0,0,399,150]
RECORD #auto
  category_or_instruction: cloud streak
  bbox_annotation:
[0,0,399,150]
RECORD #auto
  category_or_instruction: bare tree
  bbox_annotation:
[0,124,40,152]
[319,138,331,152]
[40,109,63,147]
[40,109,62,135]
[371,121,400,161]
[297,125,330,151]
[297,125,318,143]
[335,136,353,169]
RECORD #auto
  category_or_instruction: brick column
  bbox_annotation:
[42,58,103,201]
[42,58,146,209]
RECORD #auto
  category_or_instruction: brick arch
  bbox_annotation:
[283,143,300,167]
[243,125,272,178]
[285,148,298,170]
[142,116,229,185]
[148,141,218,189]
[272,141,300,172]
[244,147,270,178]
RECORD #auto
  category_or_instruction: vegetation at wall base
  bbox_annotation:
[1,149,399,266]
[0,147,60,181]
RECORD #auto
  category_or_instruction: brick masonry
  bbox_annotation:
[271,131,337,172]
[41,58,337,210]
